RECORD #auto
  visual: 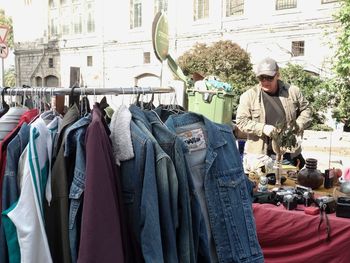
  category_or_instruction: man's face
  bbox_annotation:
[258,73,279,93]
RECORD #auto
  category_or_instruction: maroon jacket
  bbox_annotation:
[78,105,124,263]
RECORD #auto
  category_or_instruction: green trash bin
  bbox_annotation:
[187,89,234,125]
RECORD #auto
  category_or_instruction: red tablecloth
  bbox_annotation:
[253,203,350,263]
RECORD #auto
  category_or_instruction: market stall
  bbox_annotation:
[253,177,350,263]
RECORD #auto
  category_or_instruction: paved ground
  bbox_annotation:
[302,130,350,172]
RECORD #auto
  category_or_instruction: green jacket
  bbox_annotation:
[236,80,312,157]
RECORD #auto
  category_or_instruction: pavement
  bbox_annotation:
[302,130,350,172]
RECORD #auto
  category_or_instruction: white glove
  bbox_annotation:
[263,125,276,137]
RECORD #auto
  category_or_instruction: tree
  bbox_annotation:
[177,40,257,115]
[279,63,334,129]
[333,0,350,130]
[334,0,350,80]
[0,9,13,48]
[4,66,15,87]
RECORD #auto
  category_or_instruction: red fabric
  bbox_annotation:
[253,203,350,263]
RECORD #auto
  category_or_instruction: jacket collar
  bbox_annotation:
[166,112,228,150]
[59,104,80,133]
[129,104,152,131]
[110,105,134,165]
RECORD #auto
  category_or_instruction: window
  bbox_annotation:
[276,0,297,10]
[61,7,70,35]
[87,56,93,67]
[130,0,142,29]
[87,13,95,33]
[291,41,304,57]
[72,6,82,34]
[61,21,70,35]
[49,0,56,8]
[49,58,54,68]
[73,15,82,34]
[143,52,150,64]
[321,0,337,3]
[194,0,209,21]
[86,2,95,33]
[154,0,168,14]
[226,0,244,17]
[50,18,58,36]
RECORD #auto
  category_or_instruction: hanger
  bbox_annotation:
[69,85,80,107]
[130,85,136,105]
[82,86,91,115]
[135,86,155,110]
[93,85,97,105]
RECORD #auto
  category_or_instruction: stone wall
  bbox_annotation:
[14,40,60,87]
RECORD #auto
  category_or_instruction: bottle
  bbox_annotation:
[324,169,334,189]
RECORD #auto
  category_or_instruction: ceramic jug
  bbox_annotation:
[297,158,324,189]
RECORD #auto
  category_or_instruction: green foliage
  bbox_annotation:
[331,80,350,129]
[334,0,350,80]
[333,0,350,130]
[271,120,301,155]
[311,124,333,131]
[279,63,333,129]
[177,40,258,114]
[4,66,15,87]
[0,9,13,48]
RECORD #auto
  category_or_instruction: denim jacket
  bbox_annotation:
[130,105,179,263]
[64,114,91,263]
[145,109,211,263]
[166,113,263,263]
[120,119,163,263]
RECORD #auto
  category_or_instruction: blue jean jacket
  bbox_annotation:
[145,109,211,263]
[166,113,263,263]
[130,105,179,263]
[0,123,30,263]
[121,119,164,263]
[64,114,91,263]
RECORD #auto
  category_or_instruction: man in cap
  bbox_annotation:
[236,57,312,169]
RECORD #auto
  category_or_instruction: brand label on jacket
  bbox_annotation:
[178,128,206,152]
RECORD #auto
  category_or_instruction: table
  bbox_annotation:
[253,203,350,263]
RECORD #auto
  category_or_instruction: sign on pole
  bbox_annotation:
[152,11,169,62]
[0,26,9,43]
[0,42,9,59]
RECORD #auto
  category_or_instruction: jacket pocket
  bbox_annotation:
[287,99,299,120]
[217,168,261,260]
[251,109,260,121]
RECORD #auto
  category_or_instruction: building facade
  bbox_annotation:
[12,0,340,89]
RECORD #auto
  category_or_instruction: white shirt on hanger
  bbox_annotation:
[6,115,60,263]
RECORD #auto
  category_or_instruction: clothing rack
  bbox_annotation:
[0,86,175,96]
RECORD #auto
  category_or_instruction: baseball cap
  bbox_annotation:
[256,57,279,76]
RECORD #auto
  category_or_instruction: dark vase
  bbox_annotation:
[297,158,324,189]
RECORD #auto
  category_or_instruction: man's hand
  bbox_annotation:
[263,125,276,137]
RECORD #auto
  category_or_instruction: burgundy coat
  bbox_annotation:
[78,105,124,263]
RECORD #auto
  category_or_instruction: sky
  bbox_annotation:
[0,0,14,16]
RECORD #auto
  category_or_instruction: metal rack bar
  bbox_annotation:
[0,86,175,96]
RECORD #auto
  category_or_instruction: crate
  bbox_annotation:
[187,89,235,125]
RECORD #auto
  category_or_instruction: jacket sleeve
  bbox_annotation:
[236,89,265,137]
[294,86,312,131]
